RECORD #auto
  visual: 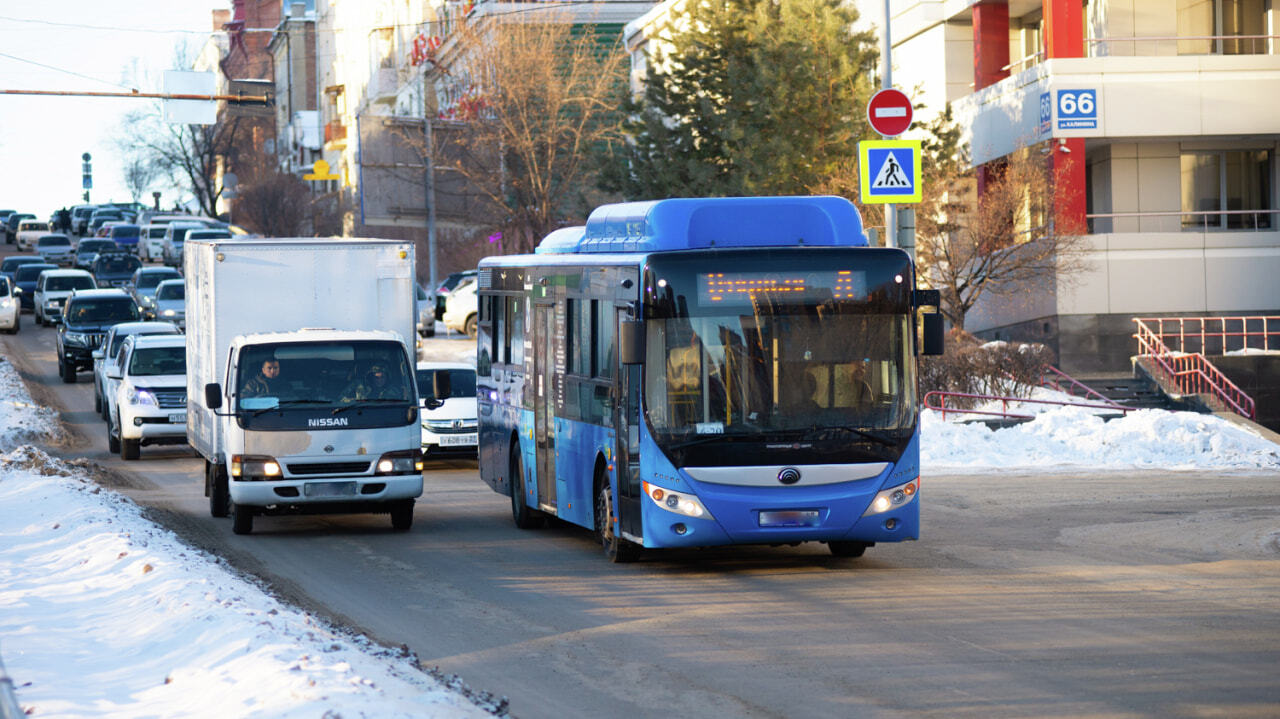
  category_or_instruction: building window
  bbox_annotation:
[1177,0,1267,55]
[1180,150,1273,230]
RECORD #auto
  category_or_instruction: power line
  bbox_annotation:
[0,50,136,91]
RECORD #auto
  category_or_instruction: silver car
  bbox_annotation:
[151,279,186,328]
[36,234,75,266]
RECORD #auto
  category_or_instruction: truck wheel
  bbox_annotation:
[390,499,414,531]
[106,416,120,454]
[595,470,640,563]
[828,541,869,558]
[509,447,543,529]
[464,314,478,338]
[208,462,230,518]
[231,504,254,535]
[120,437,140,461]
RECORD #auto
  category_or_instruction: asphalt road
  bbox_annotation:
[4,253,1280,718]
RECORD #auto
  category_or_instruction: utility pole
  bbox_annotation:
[881,0,897,249]
[423,72,438,295]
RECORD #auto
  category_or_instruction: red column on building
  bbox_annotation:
[973,1,1010,196]
[1043,0,1087,234]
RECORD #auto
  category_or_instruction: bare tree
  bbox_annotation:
[914,138,1088,330]
[118,107,243,218]
[122,157,158,204]
[233,154,346,237]
[417,11,628,254]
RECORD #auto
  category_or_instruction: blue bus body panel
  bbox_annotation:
[535,196,869,254]
[553,417,612,528]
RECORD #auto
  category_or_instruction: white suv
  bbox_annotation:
[33,268,96,326]
[92,321,180,419]
[104,334,188,460]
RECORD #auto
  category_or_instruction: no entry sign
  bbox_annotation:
[867,88,913,138]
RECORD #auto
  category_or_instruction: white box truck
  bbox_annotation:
[186,238,424,534]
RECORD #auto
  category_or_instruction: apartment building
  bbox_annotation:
[886,0,1280,373]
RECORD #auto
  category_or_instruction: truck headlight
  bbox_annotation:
[642,481,713,520]
[862,477,918,516]
[231,454,282,480]
[126,388,157,406]
[375,450,423,475]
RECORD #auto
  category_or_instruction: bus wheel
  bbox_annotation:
[595,474,640,564]
[509,448,543,529]
[828,541,869,558]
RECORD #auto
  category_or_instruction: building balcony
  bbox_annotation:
[953,53,1280,167]
[324,122,347,144]
[368,67,398,106]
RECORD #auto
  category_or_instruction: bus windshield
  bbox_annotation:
[643,249,917,464]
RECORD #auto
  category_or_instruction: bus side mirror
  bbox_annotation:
[204,382,223,410]
[922,313,944,356]
[619,319,645,365]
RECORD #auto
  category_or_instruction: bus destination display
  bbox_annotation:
[698,270,867,304]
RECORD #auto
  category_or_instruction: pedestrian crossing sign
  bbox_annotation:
[859,139,922,204]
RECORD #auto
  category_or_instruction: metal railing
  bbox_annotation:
[1132,318,1257,419]
[1087,34,1280,56]
[1039,365,1128,407]
[1086,209,1278,234]
[1134,316,1280,355]
[923,390,1135,422]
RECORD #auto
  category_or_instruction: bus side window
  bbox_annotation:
[498,296,509,364]
[593,300,614,379]
[478,296,493,376]
[510,297,525,366]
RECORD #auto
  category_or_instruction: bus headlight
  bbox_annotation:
[643,481,713,520]
[863,477,918,516]
[231,454,282,480]
[375,450,423,475]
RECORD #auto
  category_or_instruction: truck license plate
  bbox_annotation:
[169,413,187,423]
[439,434,477,447]
[303,481,357,498]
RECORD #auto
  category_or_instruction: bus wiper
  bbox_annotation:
[331,398,408,416]
[802,425,898,447]
[666,434,735,450]
[248,399,328,417]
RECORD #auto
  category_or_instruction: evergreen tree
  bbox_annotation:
[600,0,878,200]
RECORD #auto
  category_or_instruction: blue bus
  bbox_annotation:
[476,196,943,561]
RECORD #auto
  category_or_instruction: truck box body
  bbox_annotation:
[185,238,423,527]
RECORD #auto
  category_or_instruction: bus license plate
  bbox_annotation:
[439,434,477,447]
[303,481,357,498]
[758,510,820,528]
[169,413,187,424]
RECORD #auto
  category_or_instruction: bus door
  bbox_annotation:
[533,302,557,512]
[614,307,642,538]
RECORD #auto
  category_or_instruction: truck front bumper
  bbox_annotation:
[230,474,423,508]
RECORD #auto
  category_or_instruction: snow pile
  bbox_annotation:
[0,358,61,447]
[0,449,488,719]
[922,406,1280,472]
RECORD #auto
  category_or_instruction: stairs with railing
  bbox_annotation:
[1131,317,1274,420]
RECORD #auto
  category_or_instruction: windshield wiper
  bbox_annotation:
[665,434,737,450]
[248,399,329,417]
[802,425,898,447]
[331,398,409,416]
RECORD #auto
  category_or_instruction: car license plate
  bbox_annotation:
[303,481,357,498]
[439,433,478,447]
[169,412,186,423]
[758,510,820,528]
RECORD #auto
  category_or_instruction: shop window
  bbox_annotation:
[1181,150,1273,230]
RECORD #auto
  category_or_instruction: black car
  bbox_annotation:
[12,263,58,311]
[91,251,142,289]
[0,255,46,285]
[57,289,141,382]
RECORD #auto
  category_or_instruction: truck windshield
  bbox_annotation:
[643,249,918,467]
[235,340,416,430]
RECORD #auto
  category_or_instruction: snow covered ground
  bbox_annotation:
[1,353,1277,717]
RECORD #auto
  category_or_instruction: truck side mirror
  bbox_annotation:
[921,313,945,356]
[204,382,223,410]
[619,319,645,365]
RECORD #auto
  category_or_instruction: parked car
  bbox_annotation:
[75,239,118,270]
[12,263,58,312]
[128,266,182,316]
[151,279,186,327]
[92,321,181,418]
[415,283,435,337]
[70,205,97,236]
[0,276,20,333]
[0,210,16,241]
[5,213,34,244]
[35,234,75,266]
[15,220,50,251]
[33,268,96,326]
[139,224,167,261]
[56,288,141,382]
[107,223,141,253]
[91,251,143,289]
[161,222,205,268]
[0,255,45,285]
[415,361,478,457]
[442,278,478,336]
[104,333,189,460]
[434,269,477,320]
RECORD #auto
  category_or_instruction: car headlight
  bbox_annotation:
[231,454,282,481]
[44,300,60,309]
[375,450,423,475]
[63,331,90,346]
[162,309,176,317]
[126,388,157,406]
[0,298,13,309]
[642,481,713,520]
[862,477,919,516]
